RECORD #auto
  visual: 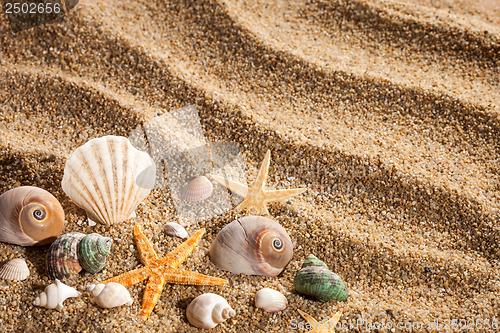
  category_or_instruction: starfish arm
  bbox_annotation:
[297,309,320,327]
[263,188,307,202]
[160,228,205,268]
[163,268,228,285]
[254,150,271,189]
[212,174,249,197]
[104,266,150,287]
[327,312,342,328]
[234,197,270,216]
[140,274,166,320]
[134,224,159,265]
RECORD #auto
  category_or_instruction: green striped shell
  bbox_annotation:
[293,254,348,302]
[78,233,113,273]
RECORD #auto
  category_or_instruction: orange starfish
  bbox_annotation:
[212,150,306,215]
[297,309,342,332]
[103,224,227,320]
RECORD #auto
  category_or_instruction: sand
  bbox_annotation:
[0,0,499,331]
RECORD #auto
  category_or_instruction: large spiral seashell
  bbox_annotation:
[34,279,80,311]
[293,254,348,302]
[87,282,133,308]
[61,135,156,226]
[186,293,235,329]
[209,216,293,277]
[47,232,113,280]
[0,258,30,281]
[0,186,65,246]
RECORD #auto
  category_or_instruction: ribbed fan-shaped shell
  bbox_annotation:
[78,233,113,273]
[0,258,30,281]
[181,176,213,202]
[62,135,156,226]
[47,232,85,280]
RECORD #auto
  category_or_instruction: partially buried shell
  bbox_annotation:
[209,215,293,277]
[47,232,113,280]
[293,254,348,302]
[186,293,235,329]
[0,258,30,281]
[0,186,65,246]
[164,222,188,239]
[181,176,213,202]
[62,135,156,226]
[87,282,133,308]
[255,288,287,313]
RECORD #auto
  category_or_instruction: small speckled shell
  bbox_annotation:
[181,176,214,202]
[78,234,113,273]
[0,258,30,281]
[293,254,348,302]
[88,282,133,308]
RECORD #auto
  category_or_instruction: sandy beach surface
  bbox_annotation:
[0,0,499,332]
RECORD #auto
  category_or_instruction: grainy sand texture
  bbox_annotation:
[0,0,499,332]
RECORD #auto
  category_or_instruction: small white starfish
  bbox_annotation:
[297,309,342,332]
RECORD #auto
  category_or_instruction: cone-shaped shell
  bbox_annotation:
[88,282,133,308]
[255,288,287,312]
[181,176,213,202]
[34,279,80,311]
[186,293,235,329]
[47,232,85,280]
[62,135,156,226]
[0,258,30,281]
[209,216,293,277]
[293,254,348,302]
[78,234,113,273]
[0,186,65,246]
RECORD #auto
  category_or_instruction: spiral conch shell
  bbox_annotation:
[87,282,133,308]
[209,216,293,277]
[34,279,80,311]
[62,135,156,226]
[0,186,65,246]
[186,293,235,329]
[47,232,113,280]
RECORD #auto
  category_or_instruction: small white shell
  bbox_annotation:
[255,288,287,312]
[164,222,188,239]
[0,258,30,281]
[62,136,156,226]
[186,293,235,329]
[34,279,80,311]
[181,176,213,202]
[87,282,133,308]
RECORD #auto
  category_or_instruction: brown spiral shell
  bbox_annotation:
[0,186,65,246]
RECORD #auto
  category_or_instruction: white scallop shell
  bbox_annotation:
[164,222,188,239]
[0,258,30,281]
[181,176,213,202]
[186,293,235,329]
[255,288,287,313]
[62,136,156,226]
[34,279,80,311]
[87,282,133,308]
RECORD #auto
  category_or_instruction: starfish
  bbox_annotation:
[212,150,306,215]
[103,224,227,320]
[297,309,342,332]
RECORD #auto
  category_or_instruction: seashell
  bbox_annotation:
[293,254,348,302]
[186,293,235,329]
[164,222,188,239]
[87,282,133,308]
[62,135,156,226]
[0,186,65,246]
[0,258,30,281]
[181,176,214,202]
[34,279,81,311]
[47,232,113,280]
[209,215,293,277]
[255,288,287,313]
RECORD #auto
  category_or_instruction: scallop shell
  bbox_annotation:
[293,254,348,302]
[87,282,133,308]
[0,186,65,246]
[186,293,235,329]
[209,215,293,277]
[0,258,30,281]
[34,279,80,311]
[164,222,188,239]
[255,288,287,312]
[47,232,112,280]
[181,176,213,202]
[62,135,156,226]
